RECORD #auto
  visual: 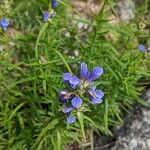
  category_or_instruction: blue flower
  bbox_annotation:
[67,115,76,124]
[43,11,50,22]
[89,67,103,81]
[69,76,80,89]
[71,96,83,108]
[60,63,104,124]
[63,73,80,89]
[0,18,9,31]
[59,90,72,103]
[80,63,90,80]
[52,0,58,8]
[80,63,103,82]
[63,73,72,82]
[88,88,104,104]
[63,106,74,113]
[138,44,146,52]
[43,11,56,22]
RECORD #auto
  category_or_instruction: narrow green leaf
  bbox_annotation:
[31,119,59,149]
[53,49,72,73]
[35,22,49,59]
[104,98,108,134]
[77,112,86,143]
[9,102,26,120]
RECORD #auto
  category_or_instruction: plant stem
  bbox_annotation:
[77,112,86,143]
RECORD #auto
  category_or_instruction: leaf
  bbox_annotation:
[104,98,108,134]
[31,119,59,149]
[53,49,72,73]
[56,131,61,150]
[77,112,86,143]
[9,102,26,120]
[35,22,49,59]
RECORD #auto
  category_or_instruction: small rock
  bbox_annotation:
[129,138,138,149]
[146,139,150,148]
[117,0,135,22]
[111,88,150,150]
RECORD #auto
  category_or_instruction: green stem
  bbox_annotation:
[77,112,86,143]
[90,129,94,150]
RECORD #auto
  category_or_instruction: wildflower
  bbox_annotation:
[63,106,74,113]
[80,62,90,80]
[67,115,76,124]
[138,44,146,52]
[63,73,80,89]
[88,88,104,104]
[71,96,82,108]
[0,18,9,31]
[43,11,50,22]
[60,62,104,124]
[43,10,56,22]
[59,90,73,103]
[51,0,58,8]
[80,63,103,81]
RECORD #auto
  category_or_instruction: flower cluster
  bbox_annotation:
[0,18,9,31]
[43,0,58,22]
[59,63,104,124]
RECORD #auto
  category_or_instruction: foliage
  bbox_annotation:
[0,0,150,149]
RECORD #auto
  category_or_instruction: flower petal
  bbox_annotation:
[138,44,146,52]
[88,89,104,104]
[67,116,76,124]
[71,96,82,108]
[52,0,58,8]
[43,11,50,22]
[95,90,104,99]
[63,73,72,81]
[63,106,74,113]
[0,18,9,31]
[59,90,71,103]
[69,76,80,88]
[89,67,103,81]
[80,63,90,80]
[91,98,103,104]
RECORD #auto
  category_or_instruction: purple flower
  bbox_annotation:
[52,0,58,8]
[59,63,104,124]
[80,63,90,80]
[59,90,72,103]
[67,115,76,124]
[43,11,56,22]
[71,96,82,108]
[138,44,146,52]
[0,18,9,31]
[89,67,103,81]
[88,88,104,104]
[63,73,80,89]
[63,73,72,81]
[43,11,50,22]
[80,63,103,82]
[63,106,74,113]
[69,76,80,88]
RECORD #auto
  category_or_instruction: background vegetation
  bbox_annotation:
[0,0,150,149]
